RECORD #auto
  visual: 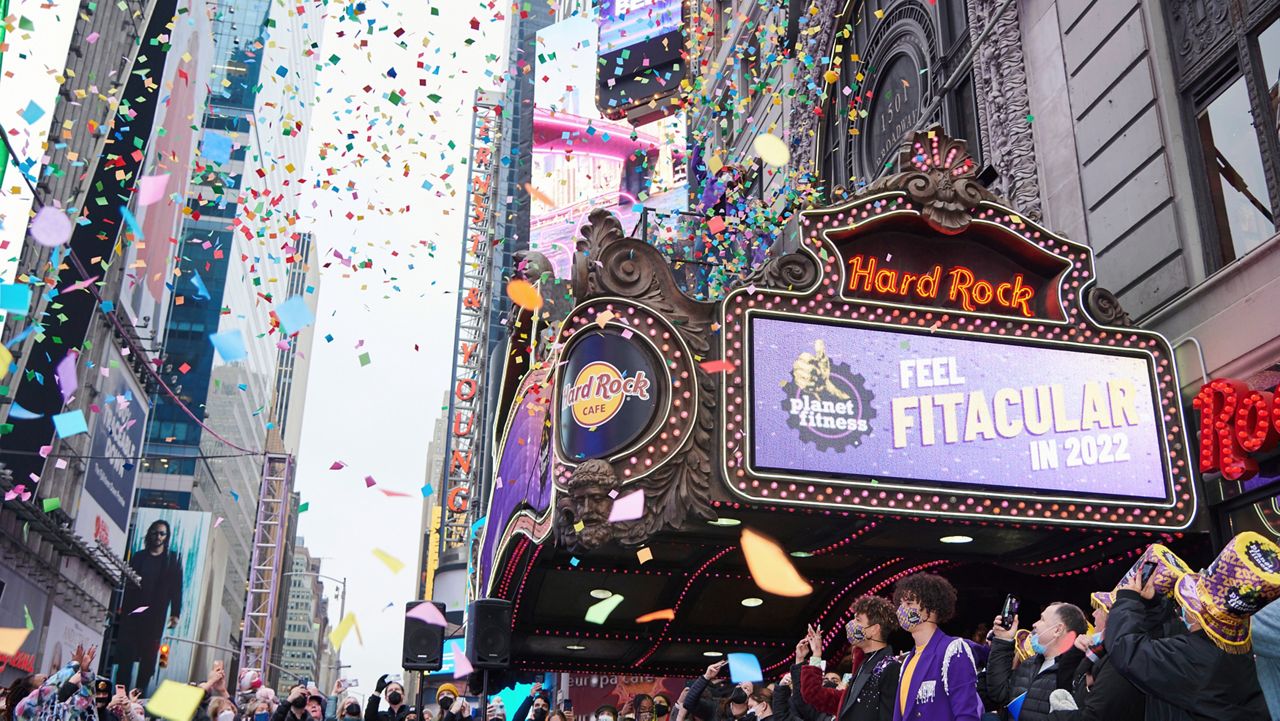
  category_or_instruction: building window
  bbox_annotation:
[818,1,981,189]
[1169,5,1280,270]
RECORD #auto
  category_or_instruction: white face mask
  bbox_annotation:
[219,711,235,721]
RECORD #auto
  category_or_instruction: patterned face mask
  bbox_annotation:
[897,604,923,631]
[846,619,866,644]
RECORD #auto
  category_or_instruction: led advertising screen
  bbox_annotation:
[598,0,683,52]
[595,0,686,120]
[748,315,1169,501]
[532,16,687,278]
[110,508,211,694]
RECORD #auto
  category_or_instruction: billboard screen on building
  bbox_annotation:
[532,15,687,279]
[0,0,78,321]
[74,345,147,557]
[598,0,682,52]
[748,314,1170,501]
[118,0,213,334]
[110,508,211,694]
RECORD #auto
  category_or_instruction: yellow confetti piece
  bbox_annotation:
[874,9,885,19]
[0,627,31,655]
[145,681,204,721]
[822,69,839,84]
[329,612,357,651]
[637,547,653,564]
[741,527,813,597]
[595,309,617,328]
[753,133,791,167]
[372,548,405,574]
[0,345,11,381]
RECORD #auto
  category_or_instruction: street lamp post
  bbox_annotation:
[281,572,347,685]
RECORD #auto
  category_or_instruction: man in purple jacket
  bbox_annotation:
[890,573,985,721]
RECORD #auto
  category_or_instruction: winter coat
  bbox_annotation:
[1253,599,1280,721]
[681,678,749,721]
[798,649,900,721]
[363,696,414,721]
[986,639,1083,721]
[771,682,796,721]
[274,700,312,721]
[1107,589,1267,721]
[788,667,834,721]
[1047,650,1145,721]
[14,663,97,721]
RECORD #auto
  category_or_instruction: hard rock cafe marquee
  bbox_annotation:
[473,131,1198,675]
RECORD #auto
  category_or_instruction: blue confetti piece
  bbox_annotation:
[52,410,89,438]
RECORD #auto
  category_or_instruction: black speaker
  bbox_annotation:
[403,601,445,671]
[465,599,512,669]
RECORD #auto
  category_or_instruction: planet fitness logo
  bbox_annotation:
[565,361,652,428]
[781,340,876,451]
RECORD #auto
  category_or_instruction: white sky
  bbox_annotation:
[291,0,507,689]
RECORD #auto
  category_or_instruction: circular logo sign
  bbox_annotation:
[780,340,877,451]
[558,328,663,460]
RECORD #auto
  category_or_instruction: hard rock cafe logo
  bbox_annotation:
[565,361,652,428]
[782,340,876,450]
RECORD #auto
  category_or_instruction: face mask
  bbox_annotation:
[440,699,456,711]
[600,715,615,721]
[218,712,235,721]
[821,681,837,689]
[292,697,308,710]
[1029,633,1046,655]
[348,705,362,717]
[387,693,404,707]
[729,689,748,706]
[846,620,866,644]
[1180,606,1195,631]
[653,705,668,718]
[897,604,923,631]
[256,713,270,721]
[532,709,548,721]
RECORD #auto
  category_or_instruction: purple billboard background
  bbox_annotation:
[480,384,555,588]
[749,316,1169,500]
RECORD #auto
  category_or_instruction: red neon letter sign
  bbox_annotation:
[1193,379,1280,480]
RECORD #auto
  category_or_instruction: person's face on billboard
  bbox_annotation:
[145,521,170,552]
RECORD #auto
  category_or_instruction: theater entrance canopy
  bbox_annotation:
[473,130,1199,676]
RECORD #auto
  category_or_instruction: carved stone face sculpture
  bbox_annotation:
[562,459,620,549]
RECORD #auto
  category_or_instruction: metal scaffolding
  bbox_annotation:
[238,439,294,677]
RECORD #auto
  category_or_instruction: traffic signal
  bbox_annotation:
[158,644,170,668]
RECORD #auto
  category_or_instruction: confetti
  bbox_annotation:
[585,593,625,624]
[699,359,733,374]
[741,527,812,597]
[209,330,248,362]
[277,295,315,334]
[752,133,790,167]
[146,682,205,721]
[30,207,73,247]
[329,612,357,650]
[0,628,30,655]
[51,411,89,438]
[137,174,171,206]
[406,602,447,627]
[635,608,675,623]
[607,489,644,522]
[372,548,405,574]
[451,644,473,678]
[507,279,543,311]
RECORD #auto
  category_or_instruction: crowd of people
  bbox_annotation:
[5,532,1280,721]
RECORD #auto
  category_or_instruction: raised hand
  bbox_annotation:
[704,659,727,680]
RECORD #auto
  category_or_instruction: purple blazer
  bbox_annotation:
[893,630,984,721]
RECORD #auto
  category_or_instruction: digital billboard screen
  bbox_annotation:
[598,0,683,53]
[748,315,1170,501]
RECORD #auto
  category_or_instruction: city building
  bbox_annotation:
[0,0,173,685]
[276,541,331,689]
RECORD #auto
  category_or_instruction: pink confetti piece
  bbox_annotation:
[406,602,447,627]
[607,489,645,522]
[130,606,149,615]
[137,174,170,206]
[330,461,346,470]
[214,517,225,528]
[451,645,473,678]
[86,31,100,43]
[30,206,73,247]
[365,476,376,487]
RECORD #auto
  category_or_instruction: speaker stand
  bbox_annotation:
[415,671,427,721]
[479,670,490,721]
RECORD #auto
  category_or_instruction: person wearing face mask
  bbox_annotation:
[364,676,412,721]
[271,686,313,721]
[621,695,654,721]
[987,601,1086,721]
[592,705,618,721]
[1107,534,1274,721]
[651,694,672,721]
[797,596,901,721]
[511,683,549,721]
[888,573,983,721]
[1044,596,1145,721]
[746,688,773,721]
[682,660,756,721]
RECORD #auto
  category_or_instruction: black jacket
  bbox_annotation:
[364,695,414,721]
[1107,589,1267,721]
[682,677,748,721]
[771,682,795,721]
[275,702,312,721]
[787,667,834,721]
[1047,650,1145,721]
[987,638,1083,721]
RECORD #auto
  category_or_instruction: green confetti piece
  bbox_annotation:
[43,498,61,512]
[358,352,371,367]
[24,605,34,629]
[299,502,310,513]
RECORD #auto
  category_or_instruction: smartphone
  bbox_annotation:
[348,680,359,688]
[840,673,852,684]
[562,700,573,712]
[1000,594,1019,628]
[1139,560,1158,586]
[116,685,126,696]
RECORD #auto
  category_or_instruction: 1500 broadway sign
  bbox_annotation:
[751,316,1166,500]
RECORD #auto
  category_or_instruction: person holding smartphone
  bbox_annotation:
[987,600,1087,721]
[795,595,900,721]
